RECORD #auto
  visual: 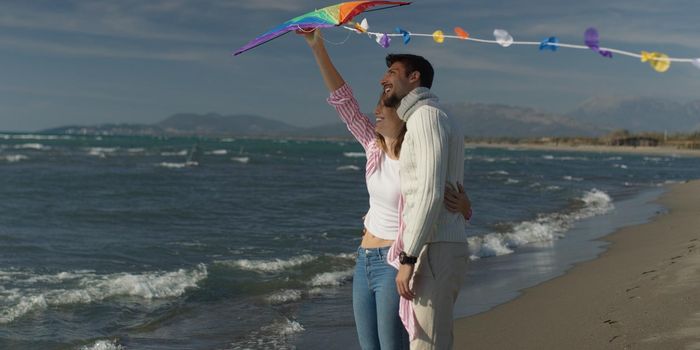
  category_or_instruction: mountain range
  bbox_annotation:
[43,96,700,138]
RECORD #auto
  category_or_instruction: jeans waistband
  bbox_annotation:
[357,246,391,259]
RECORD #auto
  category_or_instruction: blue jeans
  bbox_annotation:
[353,246,409,350]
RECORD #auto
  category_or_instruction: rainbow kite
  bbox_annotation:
[233,1,410,56]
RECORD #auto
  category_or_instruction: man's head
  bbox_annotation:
[380,54,434,107]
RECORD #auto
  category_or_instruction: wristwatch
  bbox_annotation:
[399,251,418,265]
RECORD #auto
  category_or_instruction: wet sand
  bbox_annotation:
[454,179,700,349]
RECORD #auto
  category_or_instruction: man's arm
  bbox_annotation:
[402,108,450,257]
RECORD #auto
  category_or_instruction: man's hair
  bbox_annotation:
[385,54,434,89]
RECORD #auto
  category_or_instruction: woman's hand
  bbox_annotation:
[297,28,323,49]
[444,182,472,220]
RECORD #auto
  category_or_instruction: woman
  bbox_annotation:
[301,29,471,349]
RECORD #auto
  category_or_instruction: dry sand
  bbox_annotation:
[467,142,700,158]
[454,179,700,349]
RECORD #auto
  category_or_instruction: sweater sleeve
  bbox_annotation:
[326,83,376,152]
[402,108,450,257]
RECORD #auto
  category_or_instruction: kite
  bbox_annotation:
[233,1,410,56]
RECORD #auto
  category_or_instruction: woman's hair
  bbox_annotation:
[375,93,407,157]
[376,125,407,157]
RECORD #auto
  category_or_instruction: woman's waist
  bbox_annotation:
[360,227,394,248]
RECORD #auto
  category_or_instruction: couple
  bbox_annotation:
[303,29,470,350]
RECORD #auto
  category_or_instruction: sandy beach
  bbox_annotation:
[467,142,700,158]
[454,179,700,349]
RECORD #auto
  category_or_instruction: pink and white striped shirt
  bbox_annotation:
[327,83,417,340]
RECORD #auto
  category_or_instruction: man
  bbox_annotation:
[382,54,469,350]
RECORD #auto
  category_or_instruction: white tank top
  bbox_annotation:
[363,153,401,240]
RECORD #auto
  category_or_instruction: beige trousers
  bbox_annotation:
[410,242,469,350]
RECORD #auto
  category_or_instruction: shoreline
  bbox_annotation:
[467,141,700,157]
[454,179,700,349]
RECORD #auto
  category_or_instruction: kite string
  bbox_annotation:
[341,26,697,63]
[296,25,352,46]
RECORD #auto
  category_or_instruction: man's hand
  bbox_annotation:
[445,182,472,220]
[396,263,416,300]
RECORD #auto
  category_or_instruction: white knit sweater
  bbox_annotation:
[397,87,467,256]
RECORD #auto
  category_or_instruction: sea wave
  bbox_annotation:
[265,289,303,305]
[14,143,50,150]
[216,254,317,273]
[309,269,353,287]
[1,154,28,163]
[79,339,125,350]
[225,318,304,350]
[0,264,207,324]
[156,161,198,169]
[215,252,356,274]
[468,189,614,259]
[160,150,188,156]
[343,152,365,158]
[337,165,360,171]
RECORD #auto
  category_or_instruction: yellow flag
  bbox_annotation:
[432,30,445,43]
[640,51,671,72]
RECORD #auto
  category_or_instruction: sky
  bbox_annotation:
[0,0,698,132]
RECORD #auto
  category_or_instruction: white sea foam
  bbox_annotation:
[79,339,125,350]
[160,150,188,156]
[207,149,228,155]
[266,289,303,305]
[613,164,628,169]
[505,178,520,184]
[14,143,50,150]
[127,148,145,153]
[231,156,249,164]
[226,318,304,350]
[309,269,353,287]
[542,155,589,161]
[0,265,207,324]
[563,176,583,181]
[337,165,360,171]
[156,161,198,169]
[217,254,316,273]
[489,170,509,175]
[87,147,118,157]
[468,189,614,259]
[2,154,28,163]
[343,152,365,158]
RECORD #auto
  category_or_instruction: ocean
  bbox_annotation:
[1,133,699,350]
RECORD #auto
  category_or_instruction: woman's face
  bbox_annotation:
[374,96,404,139]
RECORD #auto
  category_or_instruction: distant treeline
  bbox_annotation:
[467,130,700,149]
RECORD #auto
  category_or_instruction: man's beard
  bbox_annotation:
[383,92,402,109]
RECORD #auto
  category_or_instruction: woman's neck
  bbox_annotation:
[384,137,399,160]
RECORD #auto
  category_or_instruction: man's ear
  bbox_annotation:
[409,71,421,85]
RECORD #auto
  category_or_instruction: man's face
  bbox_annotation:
[380,62,418,105]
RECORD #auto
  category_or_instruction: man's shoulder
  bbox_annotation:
[407,104,449,124]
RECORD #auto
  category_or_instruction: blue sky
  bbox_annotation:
[0,0,698,131]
